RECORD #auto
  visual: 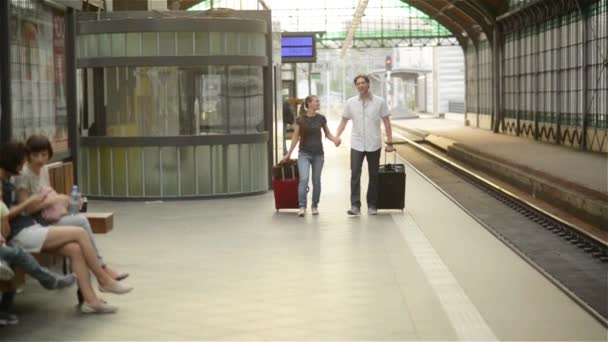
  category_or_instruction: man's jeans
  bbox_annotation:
[350,148,381,209]
[298,152,325,209]
[0,245,57,289]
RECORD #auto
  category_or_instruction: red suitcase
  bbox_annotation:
[272,178,299,211]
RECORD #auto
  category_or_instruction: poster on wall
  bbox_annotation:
[8,1,68,155]
[52,8,68,153]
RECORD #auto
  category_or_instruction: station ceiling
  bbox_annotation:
[174,0,514,47]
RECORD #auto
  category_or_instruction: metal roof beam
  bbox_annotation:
[450,0,496,43]
[340,0,370,58]
[402,0,469,48]
[419,0,482,43]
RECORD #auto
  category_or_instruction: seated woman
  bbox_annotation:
[0,142,132,314]
[2,189,76,326]
[14,135,127,281]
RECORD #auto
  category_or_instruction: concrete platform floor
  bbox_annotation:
[1,135,605,341]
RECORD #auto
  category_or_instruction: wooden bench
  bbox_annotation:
[47,162,113,234]
[0,161,113,292]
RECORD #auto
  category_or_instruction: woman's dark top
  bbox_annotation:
[297,113,327,155]
[2,179,36,240]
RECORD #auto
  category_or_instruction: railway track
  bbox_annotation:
[391,128,608,327]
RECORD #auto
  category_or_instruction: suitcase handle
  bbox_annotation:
[383,149,397,165]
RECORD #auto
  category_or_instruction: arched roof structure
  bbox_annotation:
[178,0,595,49]
[399,0,506,45]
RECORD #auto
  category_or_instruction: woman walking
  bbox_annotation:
[283,95,341,216]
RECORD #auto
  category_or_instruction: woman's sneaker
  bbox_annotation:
[0,260,15,281]
[54,273,77,289]
[99,281,133,295]
[311,208,319,215]
[80,301,118,314]
[298,208,306,217]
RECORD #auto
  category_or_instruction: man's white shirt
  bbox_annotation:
[343,92,390,152]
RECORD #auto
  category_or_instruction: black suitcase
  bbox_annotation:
[377,151,406,210]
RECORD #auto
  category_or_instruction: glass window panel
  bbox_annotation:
[87,35,98,57]
[161,146,178,197]
[178,69,196,135]
[226,32,239,55]
[142,32,158,56]
[195,32,210,55]
[106,67,126,136]
[98,34,111,56]
[179,146,196,196]
[126,32,141,56]
[105,67,117,135]
[211,145,225,194]
[159,32,176,56]
[88,147,100,195]
[78,147,90,194]
[177,32,194,56]
[99,147,112,196]
[251,143,267,191]
[112,147,127,196]
[111,33,125,56]
[195,145,212,195]
[143,147,161,196]
[252,34,266,56]
[78,36,85,57]
[197,65,227,134]
[238,33,250,55]
[127,147,143,197]
[227,144,240,193]
[247,67,264,133]
[228,66,247,133]
[210,32,224,55]
[239,144,252,192]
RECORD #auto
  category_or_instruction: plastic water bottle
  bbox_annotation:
[69,185,81,215]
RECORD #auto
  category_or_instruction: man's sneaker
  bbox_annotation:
[368,207,378,215]
[0,261,14,281]
[0,311,18,326]
[346,207,360,216]
[298,208,306,217]
[54,273,77,290]
[311,207,319,215]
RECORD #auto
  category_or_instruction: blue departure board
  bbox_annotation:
[281,34,316,62]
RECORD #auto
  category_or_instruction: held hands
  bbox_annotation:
[385,143,395,152]
[333,137,341,147]
[281,155,291,163]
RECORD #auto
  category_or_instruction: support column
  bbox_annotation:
[534,22,540,140]
[263,11,274,188]
[556,15,562,144]
[463,44,469,125]
[307,63,312,95]
[475,42,480,128]
[580,6,589,150]
[0,0,11,142]
[492,26,502,133]
[66,8,79,183]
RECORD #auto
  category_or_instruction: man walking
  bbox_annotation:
[336,74,394,216]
